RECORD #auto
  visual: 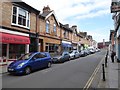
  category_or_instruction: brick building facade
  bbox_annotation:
[0,0,94,60]
[0,1,40,65]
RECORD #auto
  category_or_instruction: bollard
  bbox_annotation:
[102,64,106,81]
[105,55,107,67]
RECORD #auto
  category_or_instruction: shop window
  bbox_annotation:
[12,6,30,29]
[45,43,59,53]
[2,44,7,57]
[9,44,25,59]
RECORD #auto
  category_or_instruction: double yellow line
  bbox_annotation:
[83,54,105,90]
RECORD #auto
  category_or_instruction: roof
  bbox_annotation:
[59,23,73,32]
[41,11,53,17]
[11,0,40,14]
[40,10,59,26]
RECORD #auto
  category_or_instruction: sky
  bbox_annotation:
[22,0,114,43]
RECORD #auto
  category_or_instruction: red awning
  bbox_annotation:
[0,32,30,44]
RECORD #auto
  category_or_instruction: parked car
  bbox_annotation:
[79,50,87,57]
[95,48,100,52]
[8,52,52,75]
[69,50,80,59]
[88,48,96,54]
[52,52,70,63]
[84,49,91,55]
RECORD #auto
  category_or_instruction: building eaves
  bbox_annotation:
[60,23,73,32]
[77,34,84,38]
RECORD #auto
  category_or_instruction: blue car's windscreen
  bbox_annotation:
[18,53,34,60]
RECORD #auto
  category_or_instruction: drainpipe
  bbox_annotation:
[36,12,40,52]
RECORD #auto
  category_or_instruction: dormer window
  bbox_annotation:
[12,6,30,29]
[46,20,50,33]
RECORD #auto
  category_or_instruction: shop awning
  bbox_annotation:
[0,32,30,44]
[62,43,72,48]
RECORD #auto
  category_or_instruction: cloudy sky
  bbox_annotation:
[22,0,114,42]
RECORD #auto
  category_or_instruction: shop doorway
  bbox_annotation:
[39,39,43,52]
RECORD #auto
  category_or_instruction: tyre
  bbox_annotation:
[68,57,70,61]
[24,67,31,75]
[47,62,51,68]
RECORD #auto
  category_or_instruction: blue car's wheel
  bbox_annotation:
[24,67,31,75]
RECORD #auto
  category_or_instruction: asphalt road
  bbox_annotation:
[2,50,106,88]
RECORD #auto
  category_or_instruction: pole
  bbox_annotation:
[105,55,107,67]
[102,64,106,81]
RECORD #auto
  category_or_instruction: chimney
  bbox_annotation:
[43,5,50,13]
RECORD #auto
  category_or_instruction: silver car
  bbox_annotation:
[69,50,80,59]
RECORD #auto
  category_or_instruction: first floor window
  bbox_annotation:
[12,6,30,28]
[46,21,50,33]
[53,24,56,35]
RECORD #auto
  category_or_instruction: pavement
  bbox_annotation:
[98,52,119,89]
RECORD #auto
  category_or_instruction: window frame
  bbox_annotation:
[11,6,30,29]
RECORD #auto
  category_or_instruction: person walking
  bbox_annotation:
[111,51,116,63]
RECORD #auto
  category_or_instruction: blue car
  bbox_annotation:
[8,52,52,75]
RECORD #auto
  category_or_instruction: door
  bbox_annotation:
[30,53,43,70]
[30,53,48,70]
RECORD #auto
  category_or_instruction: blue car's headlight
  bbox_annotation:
[17,63,25,68]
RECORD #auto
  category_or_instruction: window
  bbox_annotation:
[46,21,50,33]
[53,24,56,35]
[12,6,30,29]
[9,44,25,59]
[45,43,59,53]
[33,53,46,60]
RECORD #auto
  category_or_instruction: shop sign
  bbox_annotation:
[1,32,30,44]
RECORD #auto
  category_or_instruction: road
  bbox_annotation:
[2,50,106,88]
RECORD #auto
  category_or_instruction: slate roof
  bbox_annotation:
[41,11,53,18]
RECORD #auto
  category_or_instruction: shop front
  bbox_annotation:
[115,27,120,62]
[29,33,38,52]
[0,31,30,67]
[117,31,120,62]
[44,37,61,56]
[77,42,81,52]
[62,41,72,52]
[72,41,77,50]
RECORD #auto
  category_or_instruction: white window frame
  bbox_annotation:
[11,6,30,29]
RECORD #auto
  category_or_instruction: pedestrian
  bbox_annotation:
[111,51,116,63]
